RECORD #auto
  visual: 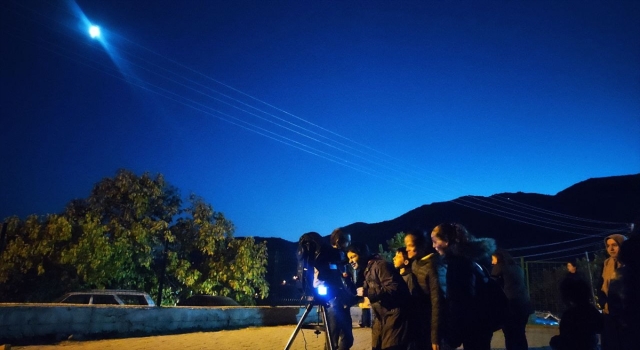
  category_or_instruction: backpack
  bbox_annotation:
[475,262,509,332]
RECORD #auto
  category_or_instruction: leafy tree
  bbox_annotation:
[0,169,269,305]
[377,232,406,262]
[0,214,77,302]
[165,195,268,305]
[60,170,179,293]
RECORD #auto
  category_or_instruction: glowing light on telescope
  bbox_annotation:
[89,25,101,39]
[317,285,328,296]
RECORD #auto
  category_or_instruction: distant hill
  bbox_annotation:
[256,173,640,302]
[342,174,639,253]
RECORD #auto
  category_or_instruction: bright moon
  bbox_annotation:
[89,25,100,39]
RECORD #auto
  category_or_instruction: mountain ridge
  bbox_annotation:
[257,173,639,302]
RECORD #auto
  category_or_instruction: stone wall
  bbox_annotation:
[0,304,307,343]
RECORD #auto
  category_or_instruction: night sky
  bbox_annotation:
[2,0,639,242]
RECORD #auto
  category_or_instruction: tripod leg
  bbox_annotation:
[320,305,335,350]
[284,302,315,350]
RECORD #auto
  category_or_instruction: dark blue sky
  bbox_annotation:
[2,0,639,242]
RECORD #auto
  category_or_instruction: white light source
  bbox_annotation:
[317,285,327,296]
[89,25,101,39]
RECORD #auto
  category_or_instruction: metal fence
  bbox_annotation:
[523,260,566,315]
[522,256,603,317]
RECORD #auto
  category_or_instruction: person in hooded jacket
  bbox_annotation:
[404,230,446,350]
[608,232,640,350]
[430,222,496,350]
[598,233,627,350]
[491,249,533,350]
[348,244,410,350]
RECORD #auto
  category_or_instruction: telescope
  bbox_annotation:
[285,231,347,350]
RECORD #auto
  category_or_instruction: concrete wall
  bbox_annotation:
[0,304,307,343]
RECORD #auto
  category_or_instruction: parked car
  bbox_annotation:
[55,290,156,306]
[177,295,239,307]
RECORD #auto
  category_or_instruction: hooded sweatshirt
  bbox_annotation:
[601,234,627,313]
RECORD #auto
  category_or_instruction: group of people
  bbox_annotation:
[551,233,639,350]
[313,225,639,350]
[314,223,533,350]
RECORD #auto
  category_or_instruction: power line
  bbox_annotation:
[5,0,632,245]
[490,196,627,226]
[513,240,603,259]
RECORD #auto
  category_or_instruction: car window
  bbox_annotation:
[118,294,149,305]
[61,294,91,304]
[92,294,120,305]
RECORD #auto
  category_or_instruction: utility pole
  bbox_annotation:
[584,251,597,307]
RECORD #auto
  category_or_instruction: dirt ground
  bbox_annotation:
[11,324,557,350]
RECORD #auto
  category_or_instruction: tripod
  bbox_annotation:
[284,296,334,350]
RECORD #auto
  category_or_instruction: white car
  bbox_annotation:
[55,290,156,306]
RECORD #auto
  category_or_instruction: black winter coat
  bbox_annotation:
[363,256,410,350]
[491,262,533,317]
[443,238,496,348]
[410,253,446,346]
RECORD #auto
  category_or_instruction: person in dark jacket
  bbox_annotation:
[563,259,589,285]
[348,244,410,350]
[549,277,603,350]
[491,249,533,350]
[430,222,496,350]
[607,232,639,350]
[566,260,579,279]
[313,228,355,350]
[393,247,419,295]
[404,230,446,350]
[393,247,421,350]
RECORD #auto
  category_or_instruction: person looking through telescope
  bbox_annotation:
[310,229,355,350]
